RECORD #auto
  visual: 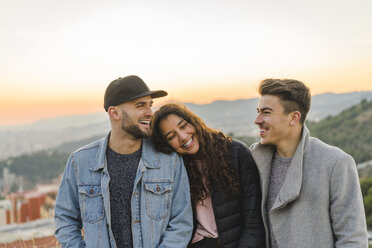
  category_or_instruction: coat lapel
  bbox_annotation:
[270,151,303,211]
[250,143,275,208]
[251,126,311,212]
[271,126,310,211]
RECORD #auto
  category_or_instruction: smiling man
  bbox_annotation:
[250,79,367,247]
[54,75,192,248]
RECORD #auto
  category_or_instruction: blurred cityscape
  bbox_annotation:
[0,168,60,247]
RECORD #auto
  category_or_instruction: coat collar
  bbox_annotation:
[90,132,160,171]
[251,125,310,211]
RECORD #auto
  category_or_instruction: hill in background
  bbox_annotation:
[1,91,371,161]
[1,98,371,190]
[307,99,372,164]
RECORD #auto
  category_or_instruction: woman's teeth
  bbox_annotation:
[183,138,192,147]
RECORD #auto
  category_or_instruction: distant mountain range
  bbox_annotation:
[0,91,372,160]
[1,97,371,190]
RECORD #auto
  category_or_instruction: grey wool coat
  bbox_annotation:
[250,125,368,248]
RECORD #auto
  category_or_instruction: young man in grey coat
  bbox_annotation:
[251,78,368,248]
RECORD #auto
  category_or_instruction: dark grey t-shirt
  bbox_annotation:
[106,146,141,248]
[266,152,292,248]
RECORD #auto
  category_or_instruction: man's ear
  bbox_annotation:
[289,111,301,126]
[108,106,121,120]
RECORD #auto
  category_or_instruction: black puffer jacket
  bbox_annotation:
[189,139,266,248]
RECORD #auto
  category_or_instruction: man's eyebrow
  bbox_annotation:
[257,107,274,112]
[135,100,153,106]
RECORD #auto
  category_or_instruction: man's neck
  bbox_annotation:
[108,130,142,155]
[275,127,303,158]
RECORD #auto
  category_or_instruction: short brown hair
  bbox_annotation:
[258,79,311,124]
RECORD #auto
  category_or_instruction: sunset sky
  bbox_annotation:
[1,0,371,126]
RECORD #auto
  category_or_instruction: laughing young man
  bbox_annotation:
[250,79,367,247]
[54,75,192,247]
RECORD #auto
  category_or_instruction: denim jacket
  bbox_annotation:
[54,133,193,248]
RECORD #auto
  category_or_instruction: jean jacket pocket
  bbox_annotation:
[79,185,104,224]
[144,182,172,220]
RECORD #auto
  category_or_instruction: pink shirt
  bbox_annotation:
[191,161,218,243]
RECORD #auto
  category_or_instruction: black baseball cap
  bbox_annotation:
[104,75,168,111]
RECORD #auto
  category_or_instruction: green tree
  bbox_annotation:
[360,177,372,229]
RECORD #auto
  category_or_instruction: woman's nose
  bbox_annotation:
[178,132,187,142]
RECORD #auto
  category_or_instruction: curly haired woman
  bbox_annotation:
[151,103,265,248]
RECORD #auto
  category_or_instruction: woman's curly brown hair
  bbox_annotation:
[151,103,239,206]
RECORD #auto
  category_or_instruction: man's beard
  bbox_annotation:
[121,109,150,138]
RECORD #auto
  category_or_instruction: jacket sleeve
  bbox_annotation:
[54,154,86,248]
[158,155,193,248]
[330,154,368,247]
[236,143,266,248]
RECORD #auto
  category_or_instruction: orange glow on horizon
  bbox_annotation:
[2,84,372,126]
[0,98,103,126]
